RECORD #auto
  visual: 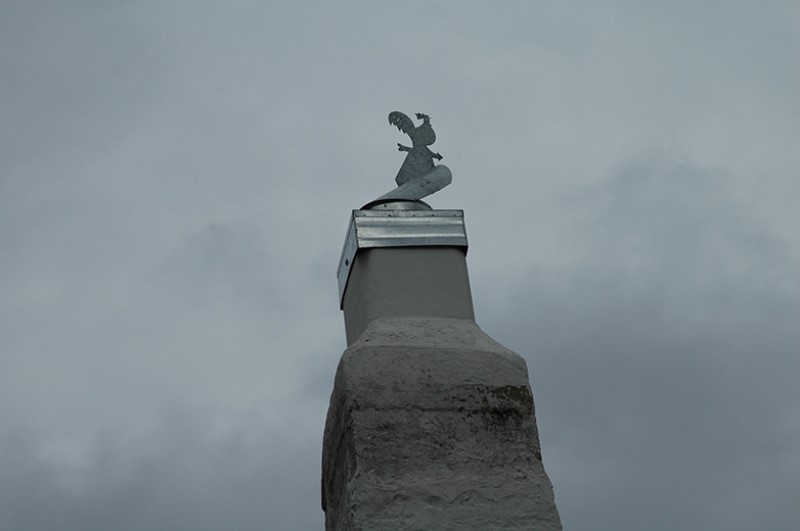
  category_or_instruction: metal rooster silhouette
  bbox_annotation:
[362,111,451,209]
[388,111,444,186]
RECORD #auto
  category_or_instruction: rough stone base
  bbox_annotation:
[322,318,561,531]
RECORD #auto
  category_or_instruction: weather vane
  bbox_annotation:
[363,111,452,209]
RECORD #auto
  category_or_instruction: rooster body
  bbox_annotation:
[388,111,443,186]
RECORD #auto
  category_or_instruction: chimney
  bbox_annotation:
[322,112,561,530]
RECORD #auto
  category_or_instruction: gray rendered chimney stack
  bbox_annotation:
[322,202,562,530]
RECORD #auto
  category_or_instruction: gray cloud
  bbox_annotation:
[1,2,798,530]
[0,408,325,531]
[477,154,799,530]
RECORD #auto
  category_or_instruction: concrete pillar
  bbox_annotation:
[323,206,561,530]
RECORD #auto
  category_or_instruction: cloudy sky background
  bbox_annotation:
[2,1,798,529]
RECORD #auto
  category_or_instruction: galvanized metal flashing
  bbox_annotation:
[337,209,468,307]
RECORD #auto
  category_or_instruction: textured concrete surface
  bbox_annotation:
[322,317,562,530]
[342,247,474,345]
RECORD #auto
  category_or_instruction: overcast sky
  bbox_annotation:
[2,1,798,530]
